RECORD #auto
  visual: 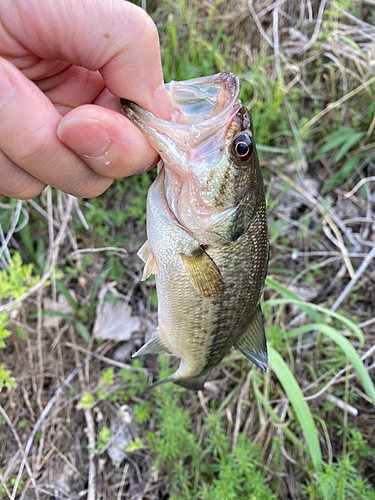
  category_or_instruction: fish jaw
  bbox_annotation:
[121,72,241,176]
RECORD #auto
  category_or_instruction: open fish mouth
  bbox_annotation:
[121,72,241,163]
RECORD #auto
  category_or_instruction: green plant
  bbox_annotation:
[314,91,375,195]
[0,252,41,391]
[150,381,277,500]
[97,426,111,450]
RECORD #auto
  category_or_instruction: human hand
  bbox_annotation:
[0,0,173,200]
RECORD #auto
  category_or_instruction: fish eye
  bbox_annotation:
[233,134,253,161]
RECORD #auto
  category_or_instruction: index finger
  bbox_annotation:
[2,0,173,118]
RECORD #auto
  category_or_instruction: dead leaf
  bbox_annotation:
[93,299,141,341]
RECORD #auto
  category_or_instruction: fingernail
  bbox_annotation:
[0,65,15,107]
[57,118,112,157]
[152,85,174,121]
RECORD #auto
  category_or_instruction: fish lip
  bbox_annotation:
[121,72,240,134]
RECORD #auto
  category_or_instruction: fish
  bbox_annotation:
[121,72,269,391]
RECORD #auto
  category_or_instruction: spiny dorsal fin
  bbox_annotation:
[180,247,224,299]
[132,330,173,357]
[235,305,268,371]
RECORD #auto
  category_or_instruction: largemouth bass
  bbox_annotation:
[121,72,268,391]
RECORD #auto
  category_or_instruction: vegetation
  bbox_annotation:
[1,0,375,498]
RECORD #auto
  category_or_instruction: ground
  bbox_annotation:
[1,0,375,499]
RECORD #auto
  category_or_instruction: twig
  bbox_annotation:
[68,328,97,500]
[273,5,281,77]
[344,176,375,198]
[304,344,375,402]
[330,246,375,312]
[117,464,129,500]
[70,247,128,258]
[0,200,23,263]
[27,199,60,228]
[64,342,148,373]
[326,394,358,417]
[267,164,356,276]
[301,74,375,133]
[0,406,40,499]
[232,371,252,450]
[1,364,83,496]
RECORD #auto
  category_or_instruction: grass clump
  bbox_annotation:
[151,380,277,500]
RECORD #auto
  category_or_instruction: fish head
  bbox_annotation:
[121,72,265,244]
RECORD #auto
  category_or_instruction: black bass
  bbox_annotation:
[121,72,268,391]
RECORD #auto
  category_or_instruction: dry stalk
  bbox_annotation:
[0,406,40,500]
[68,326,96,500]
[0,363,83,496]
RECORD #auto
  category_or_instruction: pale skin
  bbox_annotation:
[0,0,173,201]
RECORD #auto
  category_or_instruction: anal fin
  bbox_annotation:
[180,247,224,299]
[133,329,172,357]
[235,305,268,371]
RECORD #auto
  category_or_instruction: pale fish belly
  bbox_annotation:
[145,167,268,384]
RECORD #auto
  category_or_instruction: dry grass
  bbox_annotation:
[1,0,375,498]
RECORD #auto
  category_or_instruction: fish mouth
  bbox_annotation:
[121,72,241,162]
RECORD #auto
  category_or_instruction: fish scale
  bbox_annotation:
[121,72,269,391]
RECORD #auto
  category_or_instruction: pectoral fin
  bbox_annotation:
[180,247,224,299]
[132,329,173,357]
[137,240,157,280]
[235,305,268,371]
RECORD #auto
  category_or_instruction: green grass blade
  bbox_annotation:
[333,132,365,163]
[263,296,364,345]
[74,321,91,343]
[286,323,375,407]
[315,128,354,157]
[321,154,362,194]
[55,280,79,314]
[257,144,290,154]
[268,347,323,474]
[265,278,322,322]
[252,377,309,455]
